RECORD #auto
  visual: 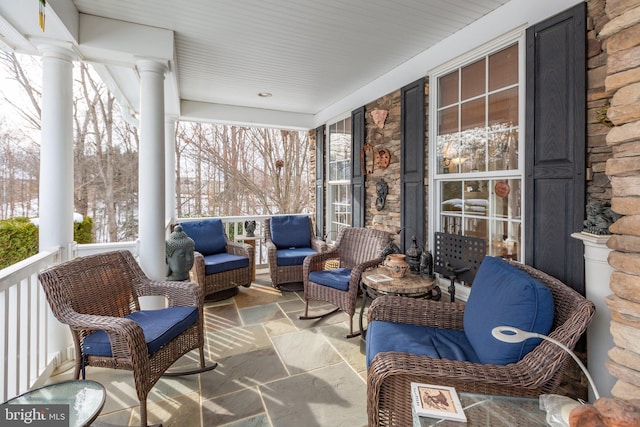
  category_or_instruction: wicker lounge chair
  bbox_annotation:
[301,227,390,337]
[264,215,327,289]
[38,250,216,427]
[366,259,595,427]
[181,218,254,300]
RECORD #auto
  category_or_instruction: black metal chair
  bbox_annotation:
[433,232,486,302]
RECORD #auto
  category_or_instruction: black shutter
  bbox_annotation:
[401,78,425,251]
[525,3,586,294]
[315,125,325,238]
[351,106,366,227]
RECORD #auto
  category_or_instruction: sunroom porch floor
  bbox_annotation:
[48,270,369,427]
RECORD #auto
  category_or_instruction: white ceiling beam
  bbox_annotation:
[180,101,315,131]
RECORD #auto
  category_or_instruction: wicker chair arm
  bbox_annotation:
[303,249,340,273]
[135,279,201,307]
[310,238,328,253]
[67,313,148,361]
[350,258,382,277]
[226,241,253,258]
[368,351,551,401]
[368,295,466,329]
[190,252,207,287]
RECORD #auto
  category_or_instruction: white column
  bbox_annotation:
[572,232,617,400]
[38,42,76,364]
[38,44,75,259]
[165,117,177,225]
[137,59,167,294]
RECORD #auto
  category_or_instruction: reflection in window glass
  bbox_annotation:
[434,40,522,260]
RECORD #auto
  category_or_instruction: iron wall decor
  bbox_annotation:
[375,179,388,211]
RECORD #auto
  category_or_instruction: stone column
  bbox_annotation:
[136,59,167,306]
[37,42,76,363]
[600,0,640,400]
[165,116,177,225]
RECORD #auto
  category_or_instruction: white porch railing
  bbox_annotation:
[0,213,309,402]
[0,247,61,402]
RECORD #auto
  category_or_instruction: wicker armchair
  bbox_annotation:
[38,250,216,427]
[366,260,595,427]
[264,215,327,289]
[301,227,391,337]
[181,219,254,300]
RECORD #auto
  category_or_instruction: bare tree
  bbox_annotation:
[176,122,310,217]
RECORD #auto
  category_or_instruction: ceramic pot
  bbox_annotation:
[383,253,409,278]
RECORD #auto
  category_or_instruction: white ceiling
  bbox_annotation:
[0,0,579,129]
[71,0,509,119]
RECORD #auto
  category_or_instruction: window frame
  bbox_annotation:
[326,114,352,243]
[428,31,527,262]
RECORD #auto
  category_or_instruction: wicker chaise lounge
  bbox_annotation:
[366,258,595,427]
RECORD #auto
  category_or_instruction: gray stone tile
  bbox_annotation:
[202,387,265,426]
[200,347,289,398]
[263,317,298,337]
[143,391,203,427]
[316,323,367,373]
[220,413,271,427]
[239,302,286,325]
[206,323,273,360]
[270,329,343,375]
[235,283,298,309]
[205,302,242,331]
[260,362,367,427]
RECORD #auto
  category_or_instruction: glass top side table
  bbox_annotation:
[3,380,106,427]
[413,392,547,426]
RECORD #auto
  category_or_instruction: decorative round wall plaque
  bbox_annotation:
[495,181,510,198]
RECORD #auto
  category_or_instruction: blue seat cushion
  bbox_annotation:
[83,306,198,357]
[276,247,316,266]
[180,219,226,256]
[463,256,555,365]
[366,321,480,369]
[203,253,249,275]
[308,268,351,291]
[270,215,311,249]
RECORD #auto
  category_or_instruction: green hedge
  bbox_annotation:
[0,216,93,269]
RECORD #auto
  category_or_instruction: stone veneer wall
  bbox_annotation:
[601,0,640,400]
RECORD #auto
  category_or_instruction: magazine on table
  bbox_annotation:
[366,273,394,283]
[411,382,467,423]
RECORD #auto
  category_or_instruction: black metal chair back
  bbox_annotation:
[434,232,486,301]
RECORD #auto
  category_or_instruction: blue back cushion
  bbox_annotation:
[276,247,317,266]
[463,256,554,365]
[180,219,227,256]
[270,215,311,249]
[83,306,198,357]
[366,321,480,369]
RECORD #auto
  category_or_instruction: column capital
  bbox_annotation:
[136,58,168,76]
[34,40,77,62]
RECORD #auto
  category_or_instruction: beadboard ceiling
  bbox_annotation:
[71,0,509,118]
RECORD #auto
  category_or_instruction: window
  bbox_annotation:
[432,40,523,260]
[327,116,352,241]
